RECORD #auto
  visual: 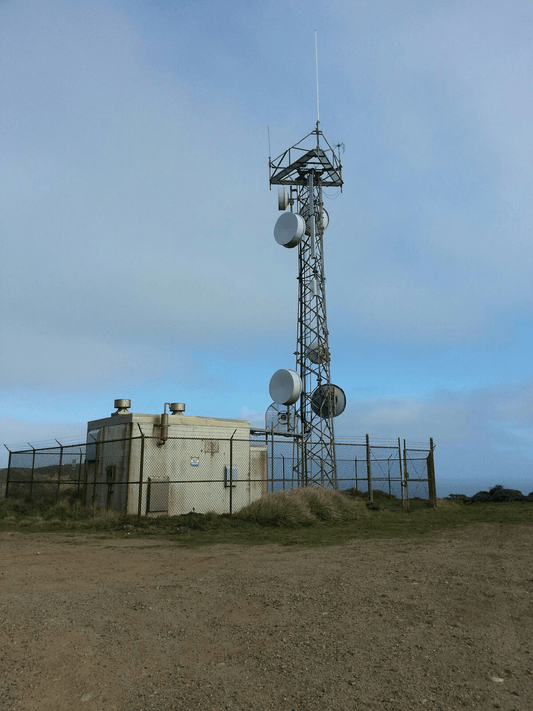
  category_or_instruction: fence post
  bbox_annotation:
[92,440,99,512]
[77,447,84,500]
[229,429,236,515]
[366,434,373,503]
[137,432,145,522]
[354,455,358,492]
[83,446,90,505]
[29,445,36,503]
[282,454,285,491]
[427,437,437,507]
[5,449,12,499]
[398,438,404,509]
[56,442,63,502]
[270,429,275,493]
[403,439,410,512]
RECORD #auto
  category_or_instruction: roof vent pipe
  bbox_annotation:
[159,412,169,445]
[114,399,131,415]
[169,403,185,415]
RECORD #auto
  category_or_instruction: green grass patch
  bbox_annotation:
[1,487,531,546]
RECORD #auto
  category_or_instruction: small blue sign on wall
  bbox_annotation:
[190,457,199,467]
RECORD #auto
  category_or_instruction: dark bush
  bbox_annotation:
[469,485,529,503]
[340,487,367,499]
[366,501,381,511]
[488,485,525,502]
[372,489,398,500]
[340,488,397,500]
[173,511,210,530]
[470,491,493,503]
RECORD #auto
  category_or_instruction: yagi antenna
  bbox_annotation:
[314,30,320,128]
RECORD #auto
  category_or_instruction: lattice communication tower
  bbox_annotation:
[267,123,346,488]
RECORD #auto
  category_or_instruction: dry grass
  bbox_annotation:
[234,486,365,527]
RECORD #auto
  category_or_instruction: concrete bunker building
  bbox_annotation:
[85,400,267,516]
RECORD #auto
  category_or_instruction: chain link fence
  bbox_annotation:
[3,433,436,513]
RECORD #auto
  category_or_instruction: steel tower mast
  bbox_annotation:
[269,123,345,488]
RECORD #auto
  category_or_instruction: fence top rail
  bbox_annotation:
[335,437,431,446]
[5,433,435,455]
[6,476,429,486]
[10,450,65,457]
[7,445,85,455]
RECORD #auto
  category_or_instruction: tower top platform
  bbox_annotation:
[269,127,343,188]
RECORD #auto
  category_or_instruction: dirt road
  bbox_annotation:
[1,524,532,711]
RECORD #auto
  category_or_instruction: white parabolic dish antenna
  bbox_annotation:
[269,369,302,405]
[274,212,305,248]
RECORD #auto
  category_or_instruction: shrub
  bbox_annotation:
[340,487,367,499]
[470,491,493,503]
[340,487,397,500]
[468,485,529,503]
[489,485,525,502]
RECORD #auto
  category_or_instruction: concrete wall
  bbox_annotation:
[85,413,268,516]
[84,420,132,512]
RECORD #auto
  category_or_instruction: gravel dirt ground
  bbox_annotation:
[1,524,532,711]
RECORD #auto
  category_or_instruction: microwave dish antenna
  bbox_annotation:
[274,212,306,248]
[310,384,346,419]
[307,338,330,364]
[299,204,329,235]
[269,369,302,406]
[265,403,297,434]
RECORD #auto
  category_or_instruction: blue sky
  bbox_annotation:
[1,0,533,497]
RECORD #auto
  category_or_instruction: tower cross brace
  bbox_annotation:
[269,126,344,488]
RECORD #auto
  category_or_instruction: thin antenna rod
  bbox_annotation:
[314,30,320,128]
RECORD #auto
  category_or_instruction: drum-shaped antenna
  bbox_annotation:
[278,187,289,210]
[310,384,346,419]
[299,205,329,235]
[269,369,302,405]
[307,338,330,364]
[274,212,305,248]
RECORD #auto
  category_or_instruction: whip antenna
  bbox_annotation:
[315,30,320,128]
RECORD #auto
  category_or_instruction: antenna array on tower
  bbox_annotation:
[267,120,345,488]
